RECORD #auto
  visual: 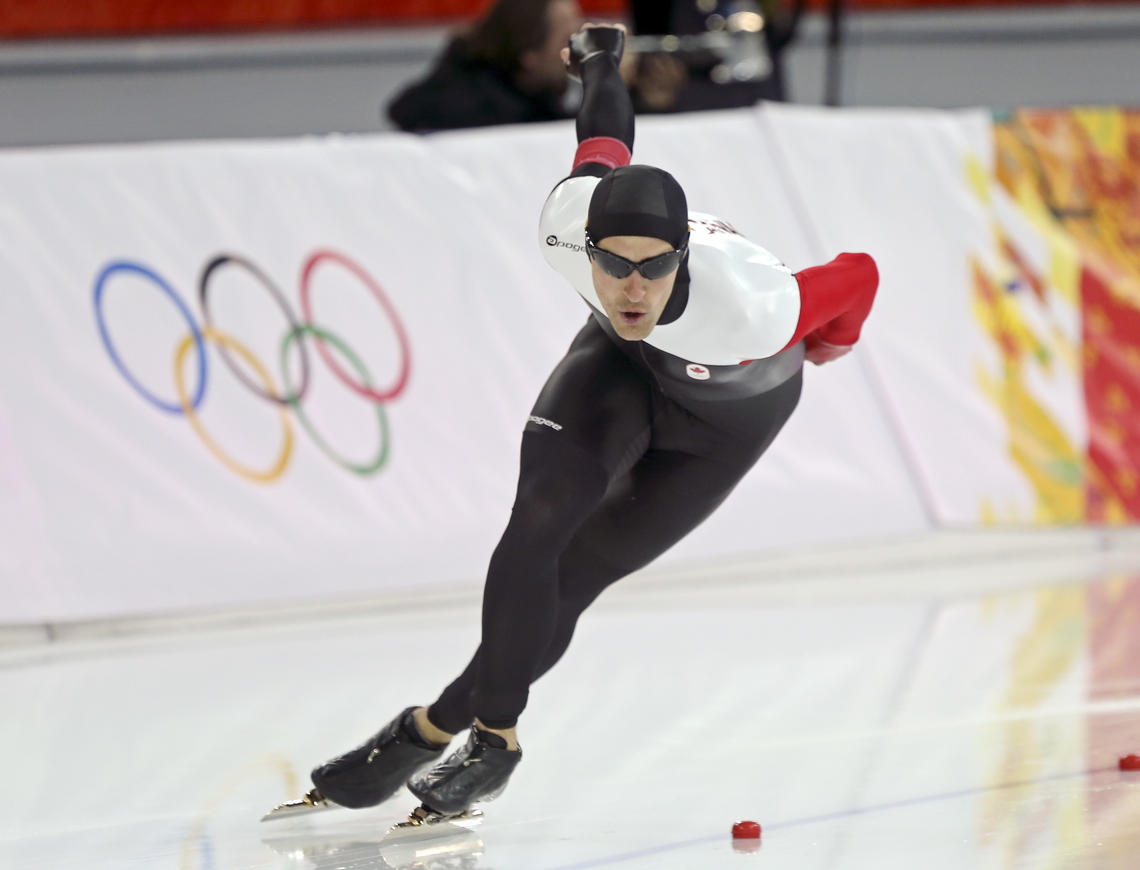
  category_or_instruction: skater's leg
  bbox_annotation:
[408,372,802,815]
[428,319,654,733]
[431,371,803,734]
[423,547,618,737]
[316,435,760,816]
[307,321,653,813]
[526,370,806,684]
[426,651,481,735]
[405,443,792,815]
[521,453,758,683]
[446,448,774,739]
[467,431,610,728]
[421,432,612,740]
[413,705,458,746]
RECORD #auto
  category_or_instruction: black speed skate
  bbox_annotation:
[253,706,451,821]
[406,727,522,816]
[310,707,449,809]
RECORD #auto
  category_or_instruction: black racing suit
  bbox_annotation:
[427,49,806,732]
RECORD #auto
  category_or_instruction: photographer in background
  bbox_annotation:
[387,0,583,133]
[628,0,805,112]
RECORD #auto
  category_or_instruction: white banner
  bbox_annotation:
[1,110,936,624]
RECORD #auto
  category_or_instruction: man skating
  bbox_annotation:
[286,22,878,825]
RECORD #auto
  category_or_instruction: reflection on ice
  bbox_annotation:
[262,821,485,870]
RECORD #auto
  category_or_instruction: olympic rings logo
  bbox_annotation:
[93,249,411,484]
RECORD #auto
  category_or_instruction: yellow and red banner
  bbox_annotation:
[993,109,1140,523]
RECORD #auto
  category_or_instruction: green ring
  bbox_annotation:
[280,324,390,476]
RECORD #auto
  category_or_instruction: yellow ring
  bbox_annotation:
[174,327,293,483]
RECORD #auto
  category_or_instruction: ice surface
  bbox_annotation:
[3,530,1139,869]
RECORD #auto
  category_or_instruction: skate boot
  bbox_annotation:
[310,707,449,809]
[406,727,522,816]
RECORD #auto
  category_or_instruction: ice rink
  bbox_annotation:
[4,529,1140,870]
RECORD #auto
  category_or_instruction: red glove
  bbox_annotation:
[804,333,852,365]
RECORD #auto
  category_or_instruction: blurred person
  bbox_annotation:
[760,0,807,100]
[387,0,582,132]
[628,0,806,111]
[294,22,877,826]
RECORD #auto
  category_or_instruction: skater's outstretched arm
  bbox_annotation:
[561,23,633,177]
[785,252,880,364]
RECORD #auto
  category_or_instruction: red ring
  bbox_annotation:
[299,249,411,403]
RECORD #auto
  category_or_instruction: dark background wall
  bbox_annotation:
[1,3,1138,148]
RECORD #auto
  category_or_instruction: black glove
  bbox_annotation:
[566,26,625,81]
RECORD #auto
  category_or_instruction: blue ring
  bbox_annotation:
[94,261,208,414]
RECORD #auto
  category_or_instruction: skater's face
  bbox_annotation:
[589,235,681,341]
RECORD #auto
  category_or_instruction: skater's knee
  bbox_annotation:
[556,540,630,607]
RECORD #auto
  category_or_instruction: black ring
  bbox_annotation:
[198,254,311,406]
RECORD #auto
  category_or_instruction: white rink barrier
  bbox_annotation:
[0,104,1076,623]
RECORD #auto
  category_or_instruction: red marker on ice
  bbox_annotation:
[732,820,762,839]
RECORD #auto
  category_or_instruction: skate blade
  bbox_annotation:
[260,788,337,822]
[385,805,484,839]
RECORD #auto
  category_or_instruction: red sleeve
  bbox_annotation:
[784,252,878,350]
[573,136,631,172]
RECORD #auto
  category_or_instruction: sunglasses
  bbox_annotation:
[584,231,688,281]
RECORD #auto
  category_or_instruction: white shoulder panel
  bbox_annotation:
[538,176,603,312]
[646,215,802,365]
